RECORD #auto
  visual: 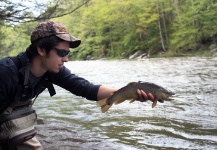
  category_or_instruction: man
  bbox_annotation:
[0,20,156,150]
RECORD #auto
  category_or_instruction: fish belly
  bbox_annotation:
[108,90,137,105]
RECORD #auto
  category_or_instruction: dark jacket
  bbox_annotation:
[0,52,100,113]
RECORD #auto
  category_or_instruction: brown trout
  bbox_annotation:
[97,81,175,113]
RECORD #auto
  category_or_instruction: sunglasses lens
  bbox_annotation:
[54,48,70,57]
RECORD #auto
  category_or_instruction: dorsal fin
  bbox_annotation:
[127,82,137,86]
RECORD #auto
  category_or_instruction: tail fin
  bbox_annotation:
[97,98,112,113]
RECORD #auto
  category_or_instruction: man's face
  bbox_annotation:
[42,41,70,73]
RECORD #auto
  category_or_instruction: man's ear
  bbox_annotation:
[37,47,46,56]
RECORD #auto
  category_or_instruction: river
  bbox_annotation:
[34,57,217,150]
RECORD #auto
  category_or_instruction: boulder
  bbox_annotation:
[209,44,217,50]
[129,51,143,59]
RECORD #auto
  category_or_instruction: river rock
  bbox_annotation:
[137,53,149,59]
[129,51,143,59]
[211,48,217,56]
[209,44,217,50]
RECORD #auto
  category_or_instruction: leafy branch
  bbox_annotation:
[0,0,91,23]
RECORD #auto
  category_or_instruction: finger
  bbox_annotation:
[136,89,143,101]
[140,90,148,101]
[148,93,154,101]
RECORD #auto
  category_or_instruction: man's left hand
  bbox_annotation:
[136,89,164,103]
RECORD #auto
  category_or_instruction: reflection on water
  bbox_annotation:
[34,57,217,150]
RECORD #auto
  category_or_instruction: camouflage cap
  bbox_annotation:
[31,20,81,48]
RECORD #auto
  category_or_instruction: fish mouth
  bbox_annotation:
[164,96,174,101]
[165,92,175,100]
[157,97,173,103]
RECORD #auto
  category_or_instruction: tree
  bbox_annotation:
[0,0,91,23]
[0,0,91,57]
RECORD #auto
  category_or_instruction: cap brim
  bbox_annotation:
[56,34,81,48]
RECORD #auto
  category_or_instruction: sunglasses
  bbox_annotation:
[54,48,71,57]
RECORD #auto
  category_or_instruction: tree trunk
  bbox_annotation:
[161,1,169,44]
[174,0,181,22]
[156,0,166,51]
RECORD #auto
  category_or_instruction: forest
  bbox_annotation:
[1,0,217,60]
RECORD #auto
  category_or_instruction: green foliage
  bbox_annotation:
[0,20,6,55]
[170,0,217,51]
[1,22,37,57]
[0,0,217,59]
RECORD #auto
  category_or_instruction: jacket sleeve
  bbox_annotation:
[49,66,100,101]
[0,58,19,112]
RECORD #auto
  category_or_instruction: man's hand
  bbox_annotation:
[136,89,164,103]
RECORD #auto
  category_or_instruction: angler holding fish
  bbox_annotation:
[97,81,175,113]
[0,20,173,149]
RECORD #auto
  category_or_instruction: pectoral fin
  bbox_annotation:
[152,99,158,108]
[97,98,112,113]
[97,98,108,107]
[101,104,112,113]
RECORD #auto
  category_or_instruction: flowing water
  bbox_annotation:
[34,57,217,150]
